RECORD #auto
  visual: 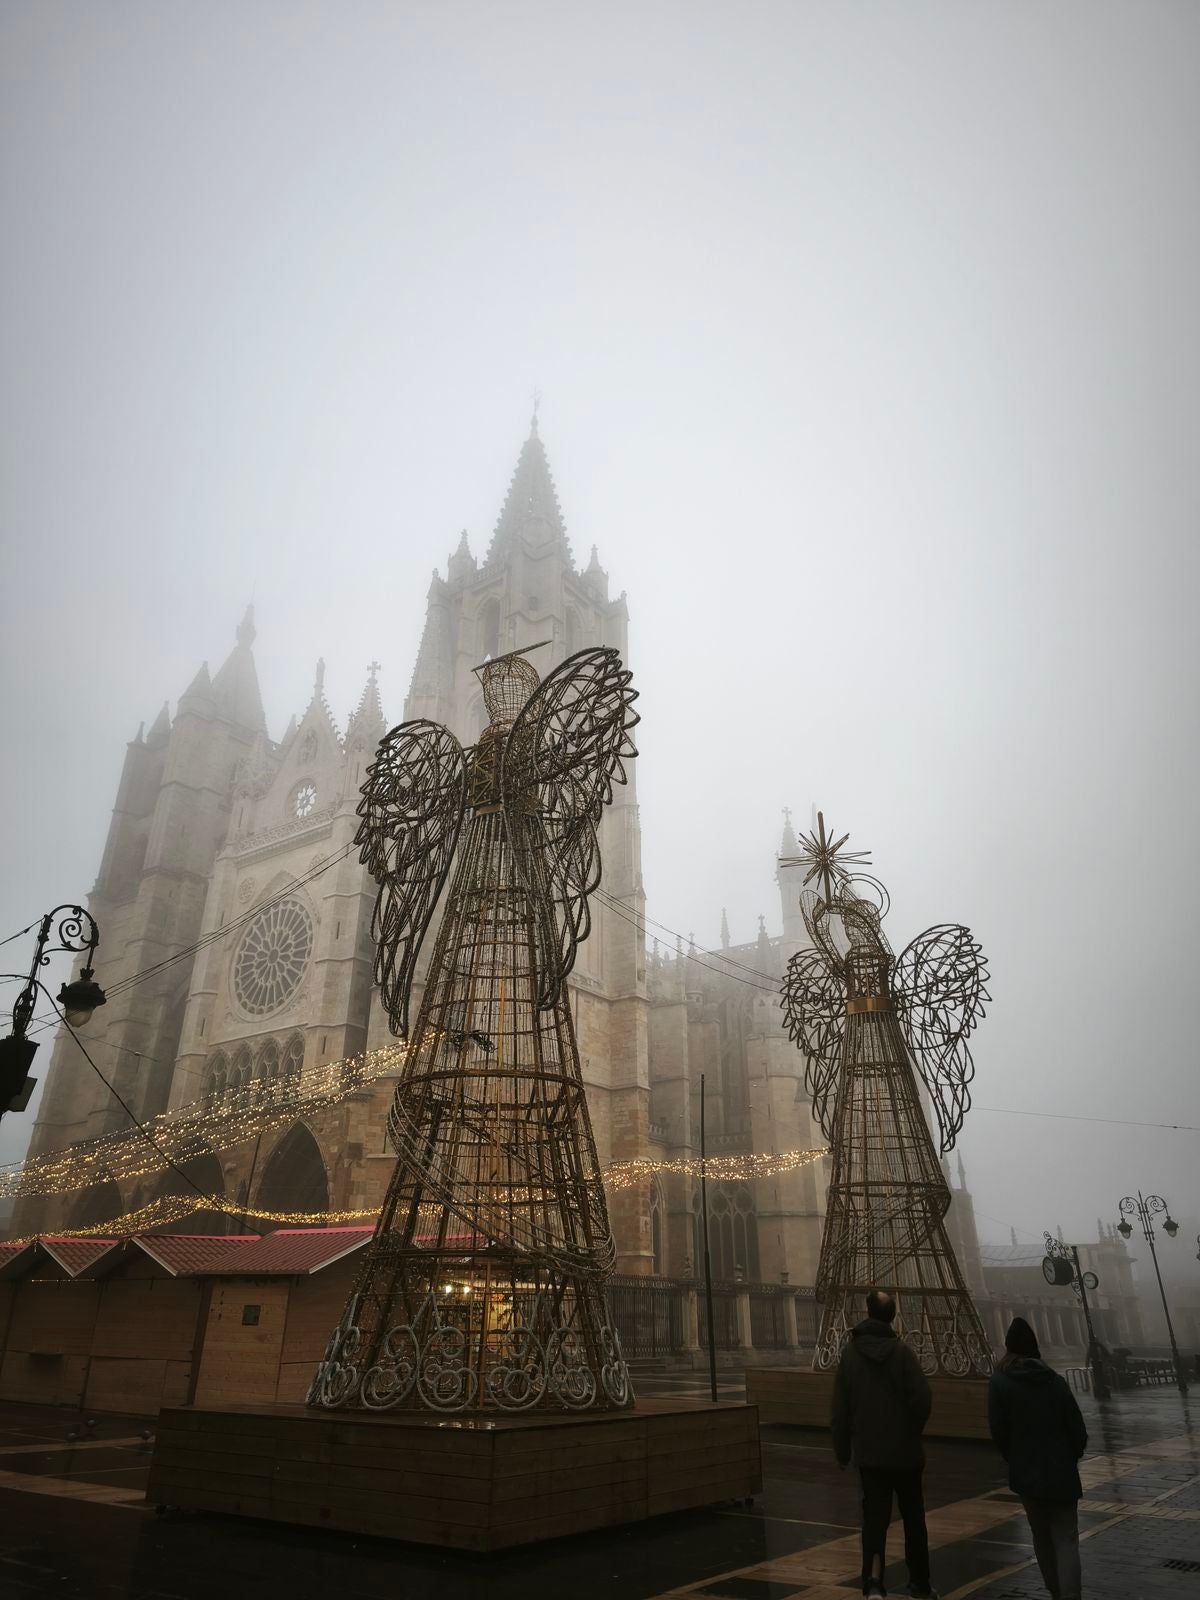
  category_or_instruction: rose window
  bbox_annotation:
[233,900,314,1016]
[293,781,318,818]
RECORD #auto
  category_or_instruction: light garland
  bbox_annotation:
[1,1036,830,1208]
[604,1148,827,1192]
[0,1043,412,1200]
[5,1147,829,1245]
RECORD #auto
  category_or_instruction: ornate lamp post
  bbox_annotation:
[0,906,106,1119]
[1042,1233,1110,1400]
[1116,1192,1186,1395]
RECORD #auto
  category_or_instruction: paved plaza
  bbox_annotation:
[0,1377,1194,1598]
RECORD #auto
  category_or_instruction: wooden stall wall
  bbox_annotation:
[192,1280,292,1406]
[86,1256,204,1412]
[276,1261,357,1403]
[0,1269,100,1407]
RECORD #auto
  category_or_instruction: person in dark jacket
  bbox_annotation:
[832,1289,937,1599]
[988,1317,1088,1600]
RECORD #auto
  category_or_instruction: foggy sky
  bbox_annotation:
[2,2,1198,1259]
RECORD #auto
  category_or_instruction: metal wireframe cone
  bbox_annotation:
[780,813,993,1378]
[308,647,638,1414]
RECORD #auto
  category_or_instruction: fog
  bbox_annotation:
[2,3,1198,1254]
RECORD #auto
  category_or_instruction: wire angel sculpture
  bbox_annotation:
[780,813,993,1378]
[308,644,638,1414]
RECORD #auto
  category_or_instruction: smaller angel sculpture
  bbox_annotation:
[780,813,993,1377]
[309,644,638,1414]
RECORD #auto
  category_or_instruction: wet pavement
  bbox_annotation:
[0,1379,1193,1598]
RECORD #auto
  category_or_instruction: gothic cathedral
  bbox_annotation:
[16,419,832,1283]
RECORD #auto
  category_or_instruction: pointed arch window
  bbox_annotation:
[257,1039,280,1096]
[205,1052,228,1101]
[692,1181,760,1283]
[282,1034,305,1079]
[480,597,501,659]
[565,606,581,659]
[230,1046,253,1094]
[650,1175,665,1275]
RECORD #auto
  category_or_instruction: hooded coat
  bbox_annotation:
[831,1319,933,1469]
[987,1358,1087,1501]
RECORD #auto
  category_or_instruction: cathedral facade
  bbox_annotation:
[15,421,827,1282]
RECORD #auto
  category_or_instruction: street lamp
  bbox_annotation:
[1042,1232,1110,1400]
[0,906,105,1118]
[1115,1192,1187,1396]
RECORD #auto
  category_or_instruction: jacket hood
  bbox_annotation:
[1003,1357,1057,1383]
[851,1318,900,1362]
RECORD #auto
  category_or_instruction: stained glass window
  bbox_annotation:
[233,900,314,1016]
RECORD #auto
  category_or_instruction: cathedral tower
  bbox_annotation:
[24,610,268,1162]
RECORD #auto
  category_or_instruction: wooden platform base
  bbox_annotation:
[147,1398,762,1550]
[746,1367,992,1441]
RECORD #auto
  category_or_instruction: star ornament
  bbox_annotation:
[780,811,872,907]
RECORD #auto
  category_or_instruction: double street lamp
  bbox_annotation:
[0,906,106,1119]
[1116,1192,1187,1396]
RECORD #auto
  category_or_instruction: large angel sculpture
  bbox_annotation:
[780,813,993,1377]
[309,644,637,1414]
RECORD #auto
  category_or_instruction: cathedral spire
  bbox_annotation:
[347,660,385,740]
[146,701,171,748]
[210,606,267,734]
[484,415,571,568]
[447,528,476,587]
[720,908,731,950]
[780,805,799,860]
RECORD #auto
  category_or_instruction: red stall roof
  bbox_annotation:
[0,1228,374,1280]
[39,1238,119,1277]
[193,1226,373,1276]
[136,1234,260,1277]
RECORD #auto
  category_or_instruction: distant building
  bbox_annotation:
[979,1224,1146,1358]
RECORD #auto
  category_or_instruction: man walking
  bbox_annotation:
[988,1316,1087,1600]
[832,1289,938,1600]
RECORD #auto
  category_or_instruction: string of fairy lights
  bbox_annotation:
[7,1147,829,1245]
[0,861,832,1246]
[0,1044,412,1201]
[0,1025,827,1242]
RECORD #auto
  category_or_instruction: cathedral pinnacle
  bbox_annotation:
[779,805,799,860]
[348,660,385,734]
[210,611,266,733]
[720,908,731,950]
[484,414,570,569]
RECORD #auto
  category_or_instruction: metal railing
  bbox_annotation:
[749,1288,790,1349]
[607,1274,688,1358]
[604,1275,820,1360]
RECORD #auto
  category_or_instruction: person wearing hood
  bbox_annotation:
[988,1317,1088,1600]
[832,1289,937,1599]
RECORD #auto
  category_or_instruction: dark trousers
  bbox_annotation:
[1020,1496,1081,1599]
[859,1466,931,1595]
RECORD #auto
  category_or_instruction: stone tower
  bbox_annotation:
[378,413,653,1271]
[22,609,269,1162]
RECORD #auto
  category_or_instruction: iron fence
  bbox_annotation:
[794,1286,819,1345]
[607,1274,688,1358]
[749,1288,789,1349]
[604,1275,820,1359]
[697,1284,740,1350]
